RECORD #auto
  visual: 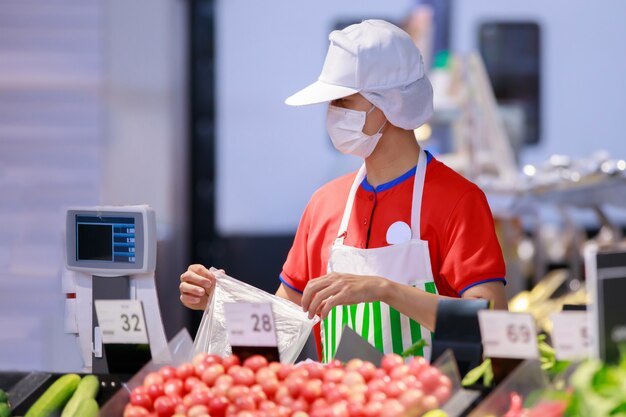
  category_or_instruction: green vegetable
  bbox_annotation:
[0,389,7,404]
[70,398,98,417]
[61,375,99,417]
[0,403,10,417]
[401,339,428,358]
[462,358,493,387]
[25,373,80,417]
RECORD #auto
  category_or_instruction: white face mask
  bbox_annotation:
[326,104,387,158]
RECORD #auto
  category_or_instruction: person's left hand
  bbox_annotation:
[301,273,391,319]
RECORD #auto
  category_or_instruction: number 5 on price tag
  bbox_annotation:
[223,302,278,348]
[478,310,539,359]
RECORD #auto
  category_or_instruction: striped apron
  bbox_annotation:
[322,150,437,362]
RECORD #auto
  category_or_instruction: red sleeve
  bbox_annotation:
[440,187,506,295]
[279,201,313,294]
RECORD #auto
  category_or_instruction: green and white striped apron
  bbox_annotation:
[322,150,437,362]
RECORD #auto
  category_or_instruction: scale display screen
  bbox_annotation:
[66,207,154,275]
[76,216,136,263]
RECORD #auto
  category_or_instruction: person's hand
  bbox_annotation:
[179,264,219,310]
[301,273,392,319]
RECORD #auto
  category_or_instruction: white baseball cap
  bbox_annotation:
[285,19,433,129]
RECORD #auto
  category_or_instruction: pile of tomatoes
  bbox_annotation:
[123,353,453,417]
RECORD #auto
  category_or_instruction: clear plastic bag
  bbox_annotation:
[193,268,319,363]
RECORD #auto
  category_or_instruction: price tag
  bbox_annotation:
[551,312,591,361]
[223,302,278,347]
[478,311,538,359]
[94,300,148,344]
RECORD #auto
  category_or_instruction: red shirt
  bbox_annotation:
[280,152,506,356]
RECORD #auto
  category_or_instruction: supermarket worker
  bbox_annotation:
[179,19,507,362]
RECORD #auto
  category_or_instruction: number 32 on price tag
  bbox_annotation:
[224,302,278,347]
[94,300,149,344]
[478,310,539,359]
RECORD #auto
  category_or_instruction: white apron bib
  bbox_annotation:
[322,150,438,362]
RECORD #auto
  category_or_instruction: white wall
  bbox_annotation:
[0,0,188,372]
[451,0,626,166]
[215,0,415,235]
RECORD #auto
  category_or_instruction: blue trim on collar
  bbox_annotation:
[361,150,434,193]
[458,277,506,296]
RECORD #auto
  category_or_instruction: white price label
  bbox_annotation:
[551,312,591,361]
[223,302,277,347]
[94,300,148,344]
[478,310,538,359]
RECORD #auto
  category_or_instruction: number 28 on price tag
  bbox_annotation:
[478,310,539,359]
[223,302,278,347]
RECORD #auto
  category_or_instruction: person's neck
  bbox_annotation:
[364,126,421,188]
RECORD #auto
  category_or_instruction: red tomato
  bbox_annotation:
[187,404,209,417]
[363,401,383,417]
[417,367,442,393]
[348,400,365,417]
[259,378,279,397]
[186,389,214,407]
[222,354,241,369]
[305,362,325,380]
[158,366,177,381]
[229,365,255,386]
[381,354,404,373]
[324,383,349,403]
[174,402,187,415]
[342,371,365,387]
[227,385,250,402]
[143,372,164,387]
[323,368,345,384]
[291,398,309,412]
[420,395,439,412]
[192,352,208,365]
[438,374,452,390]
[176,363,195,380]
[234,394,256,411]
[329,400,349,417]
[408,357,428,377]
[255,366,277,384]
[194,361,211,377]
[130,392,153,410]
[258,400,276,411]
[366,376,390,395]
[184,376,202,392]
[131,386,149,397]
[432,385,452,405]
[383,380,408,398]
[326,359,343,369]
[268,362,282,373]
[276,364,294,381]
[369,391,388,405]
[146,384,164,401]
[356,362,377,382]
[123,405,150,417]
[285,376,304,397]
[301,379,323,402]
[345,359,364,371]
[153,396,175,417]
[399,389,424,409]
[163,379,184,397]
[243,355,268,372]
[389,365,409,380]
[201,363,225,386]
[214,374,234,389]
[203,354,223,365]
[208,395,229,417]
[380,399,404,417]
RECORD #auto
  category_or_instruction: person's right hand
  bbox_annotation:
[179,264,217,310]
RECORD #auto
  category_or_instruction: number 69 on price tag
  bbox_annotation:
[478,310,539,359]
[223,302,278,348]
